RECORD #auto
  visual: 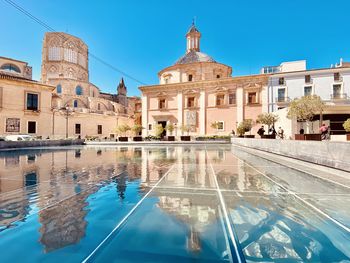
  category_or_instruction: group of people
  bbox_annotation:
[257,126,284,139]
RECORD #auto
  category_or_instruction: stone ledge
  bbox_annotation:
[0,139,85,150]
[231,138,350,172]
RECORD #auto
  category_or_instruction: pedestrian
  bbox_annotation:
[257,126,265,138]
[278,127,284,139]
[269,126,277,136]
[320,123,329,140]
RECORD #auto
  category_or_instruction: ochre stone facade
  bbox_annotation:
[0,32,140,138]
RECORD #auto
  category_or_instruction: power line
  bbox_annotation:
[3,0,147,86]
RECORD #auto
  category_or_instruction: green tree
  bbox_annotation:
[154,124,164,138]
[116,124,131,137]
[256,113,279,131]
[287,95,325,133]
[131,124,143,136]
[236,119,253,136]
[165,123,175,135]
[343,118,350,132]
[180,125,191,135]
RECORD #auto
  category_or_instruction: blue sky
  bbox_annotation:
[1,0,350,96]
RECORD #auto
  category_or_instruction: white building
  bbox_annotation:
[266,60,350,139]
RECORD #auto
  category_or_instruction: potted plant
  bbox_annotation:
[237,119,254,138]
[131,124,143,141]
[343,118,350,141]
[256,113,279,139]
[236,124,246,138]
[287,95,325,141]
[116,124,130,142]
[165,123,175,141]
[180,125,191,141]
[153,124,164,140]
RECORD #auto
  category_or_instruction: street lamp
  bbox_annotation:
[64,106,74,139]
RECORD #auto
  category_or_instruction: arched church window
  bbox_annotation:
[1,63,21,73]
[76,86,83,95]
[97,103,101,110]
[73,100,78,108]
[57,84,62,94]
[188,74,193,82]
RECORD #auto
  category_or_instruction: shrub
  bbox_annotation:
[131,124,143,136]
[154,124,164,138]
[343,119,350,132]
[116,124,131,137]
[165,123,175,135]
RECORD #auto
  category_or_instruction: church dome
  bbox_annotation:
[175,50,216,65]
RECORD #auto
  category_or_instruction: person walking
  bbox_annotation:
[320,123,329,140]
[278,127,284,139]
[257,126,265,138]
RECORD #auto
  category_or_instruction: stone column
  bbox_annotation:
[199,89,206,135]
[236,86,244,123]
[177,91,183,134]
[141,93,148,136]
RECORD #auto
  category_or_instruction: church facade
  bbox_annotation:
[41,32,139,139]
[140,24,269,137]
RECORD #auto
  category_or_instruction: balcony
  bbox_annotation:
[330,93,349,100]
[275,97,291,104]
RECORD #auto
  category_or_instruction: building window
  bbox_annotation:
[333,84,342,98]
[97,103,101,110]
[73,100,78,108]
[48,47,61,61]
[0,63,21,73]
[216,94,225,106]
[56,84,62,94]
[217,121,224,131]
[278,77,285,85]
[188,74,193,82]
[26,93,39,111]
[76,86,83,95]
[75,124,81,134]
[27,121,36,134]
[148,124,152,130]
[304,86,312,96]
[159,98,166,109]
[277,88,286,102]
[305,75,311,83]
[248,92,257,104]
[334,72,341,81]
[228,93,236,105]
[187,97,195,108]
[216,74,221,79]
[97,125,102,135]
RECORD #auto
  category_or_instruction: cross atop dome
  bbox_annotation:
[186,21,201,53]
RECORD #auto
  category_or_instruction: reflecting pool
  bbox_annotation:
[0,145,349,262]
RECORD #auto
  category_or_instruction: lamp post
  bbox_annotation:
[65,106,74,139]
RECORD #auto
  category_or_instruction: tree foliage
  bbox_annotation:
[287,95,325,122]
[165,123,175,134]
[180,125,191,135]
[343,118,350,132]
[154,124,164,138]
[210,121,220,130]
[131,124,143,136]
[116,124,131,137]
[256,113,279,126]
[237,119,253,136]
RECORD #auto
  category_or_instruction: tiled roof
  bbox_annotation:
[175,50,216,65]
[0,71,36,82]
